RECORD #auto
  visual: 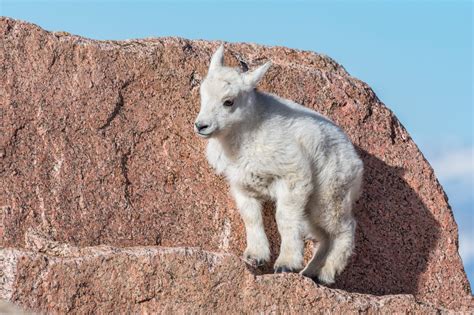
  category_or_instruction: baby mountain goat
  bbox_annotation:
[194,45,363,284]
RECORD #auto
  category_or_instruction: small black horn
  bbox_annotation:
[239,60,249,73]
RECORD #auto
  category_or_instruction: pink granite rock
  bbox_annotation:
[0,246,461,313]
[0,17,472,312]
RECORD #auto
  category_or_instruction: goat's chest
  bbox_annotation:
[226,162,277,199]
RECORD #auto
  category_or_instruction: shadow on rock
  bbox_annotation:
[333,147,440,295]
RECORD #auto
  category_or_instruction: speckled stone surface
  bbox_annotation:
[0,17,472,313]
[0,246,459,314]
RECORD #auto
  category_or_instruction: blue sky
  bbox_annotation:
[2,0,473,286]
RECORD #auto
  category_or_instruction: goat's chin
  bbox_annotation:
[197,129,218,139]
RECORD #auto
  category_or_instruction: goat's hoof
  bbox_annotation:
[274,266,295,274]
[300,268,317,279]
[243,255,267,268]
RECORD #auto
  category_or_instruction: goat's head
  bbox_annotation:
[194,45,271,138]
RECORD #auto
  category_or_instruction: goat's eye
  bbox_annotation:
[223,100,234,107]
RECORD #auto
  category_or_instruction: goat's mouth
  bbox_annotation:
[196,129,216,138]
[197,132,212,138]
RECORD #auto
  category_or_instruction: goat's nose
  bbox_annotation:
[195,122,209,132]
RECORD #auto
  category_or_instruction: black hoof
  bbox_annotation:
[310,276,321,284]
[243,256,266,268]
[274,266,295,273]
[300,270,317,280]
[256,259,266,267]
[252,258,265,267]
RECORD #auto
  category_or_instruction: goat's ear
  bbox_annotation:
[243,61,272,87]
[209,44,224,71]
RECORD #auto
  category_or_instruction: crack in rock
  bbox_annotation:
[98,81,132,131]
[120,148,133,209]
[98,91,125,131]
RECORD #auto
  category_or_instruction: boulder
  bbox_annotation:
[0,245,448,313]
[0,17,472,312]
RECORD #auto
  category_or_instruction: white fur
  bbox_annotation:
[195,45,363,284]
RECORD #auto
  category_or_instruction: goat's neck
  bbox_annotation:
[218,128,247,161]
[217,92,261,161]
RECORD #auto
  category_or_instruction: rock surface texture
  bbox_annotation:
[0,17,472,313]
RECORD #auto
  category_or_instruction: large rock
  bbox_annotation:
[0,245,449,314]
[0,17,472,312]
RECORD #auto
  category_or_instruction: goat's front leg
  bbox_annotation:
[231,185,270,267]
[274,179,311,273]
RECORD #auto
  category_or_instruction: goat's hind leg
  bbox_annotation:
[300,226,331,279]
[317,217,356,284]
[315,188,357,284]
[317,182,358,284]
[301,190,356,284]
